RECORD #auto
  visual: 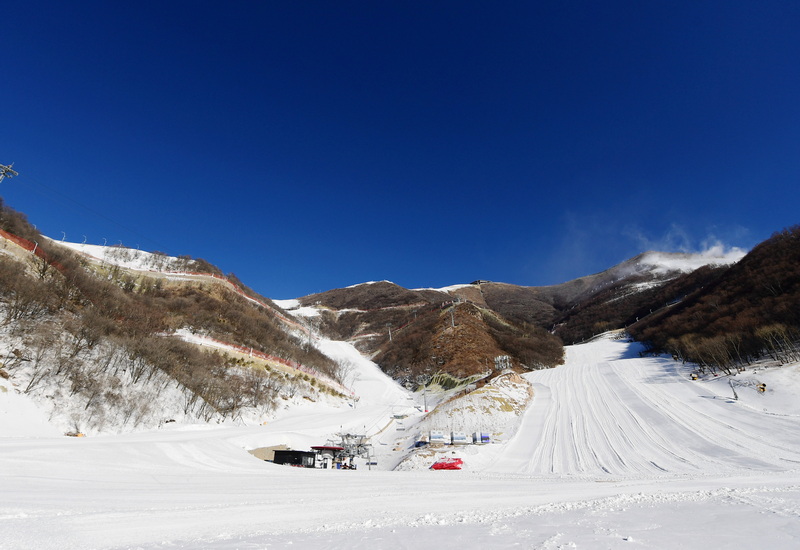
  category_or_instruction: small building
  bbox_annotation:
[273,450,316,468]
[473,432,491,444]
[451,431,470,445]
[311,445,346,469]
[248,444,290,462]
[429,430,450,445]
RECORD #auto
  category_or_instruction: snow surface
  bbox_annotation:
[54,240,180,272]
[344,280,394,289]
[0,380,60,438]
[412,283,473,293]
[3,335,800,549]
[638,247,746,275]
[272,299,300,310]
[288,306,323,318]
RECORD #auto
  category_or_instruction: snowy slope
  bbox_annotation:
[3,336,800,549]
[54,240,183,271]
[0,378,61,438]
[487,336,800,477]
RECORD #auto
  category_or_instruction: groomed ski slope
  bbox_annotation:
[486,337,800,477]
[2,336,800,549]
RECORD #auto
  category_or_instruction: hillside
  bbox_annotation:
[630,225,800,372]
[2,195,795,440]
[287,281,564,381]
[552,263,731,344]
[0,201,350,434]
[373,300,562,383]
[280,249,745,383]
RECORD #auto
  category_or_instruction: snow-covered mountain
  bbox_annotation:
[279,248,746,378]
[0,228,353,436]
[0,207,765,440]
[3,201,800,548]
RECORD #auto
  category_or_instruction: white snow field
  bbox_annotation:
[3,335,800,549]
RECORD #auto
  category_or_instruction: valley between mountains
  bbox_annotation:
[2,207,800,548]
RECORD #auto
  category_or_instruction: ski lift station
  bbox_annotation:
[267,446,352,469]
[272,450,316,468]
[310,445,346,469]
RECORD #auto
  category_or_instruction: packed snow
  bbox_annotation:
[413,283,474,293]
[53,240,184,272]
[272,299,301,310]
[3,335,800,549]
[344,280,394,289]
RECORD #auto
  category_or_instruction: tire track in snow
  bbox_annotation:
[592,363,696,474]
[484,337,800,479]
[587,361,704,475]
[612,357,800,471]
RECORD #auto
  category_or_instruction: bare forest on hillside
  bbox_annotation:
[630,226,800,374]
[0,201,344,432]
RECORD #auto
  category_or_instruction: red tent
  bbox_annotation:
[431,457,463,470]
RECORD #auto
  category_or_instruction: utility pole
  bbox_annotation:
[0,163,18,183]
[306,319,316,350]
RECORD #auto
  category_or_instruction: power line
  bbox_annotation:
[5,166,173,253]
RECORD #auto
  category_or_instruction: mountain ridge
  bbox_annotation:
[2,197,795,438]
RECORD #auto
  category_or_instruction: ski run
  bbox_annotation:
[3,334,800,549]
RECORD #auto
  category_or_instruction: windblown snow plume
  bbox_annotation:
[638,243,746,275]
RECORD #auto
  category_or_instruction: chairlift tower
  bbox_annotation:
[0,163,18,184]
[494,355,512,371]
[336,432,372,459]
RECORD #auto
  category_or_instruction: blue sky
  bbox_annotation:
[2,1,799,298]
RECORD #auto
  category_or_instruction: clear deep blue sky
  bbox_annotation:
[2,1,799,298]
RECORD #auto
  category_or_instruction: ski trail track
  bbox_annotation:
[485,337,800,478]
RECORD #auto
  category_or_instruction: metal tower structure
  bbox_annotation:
[335,432,372,459]
[0,163,18,183]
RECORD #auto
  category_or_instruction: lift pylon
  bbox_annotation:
[0,163,18,183]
